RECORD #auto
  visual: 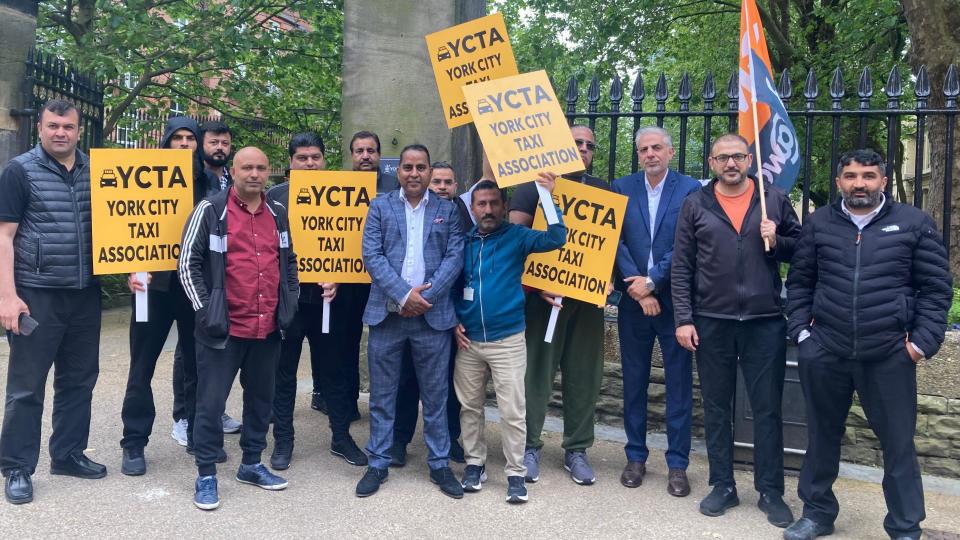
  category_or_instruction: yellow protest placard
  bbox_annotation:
[90,148,193,274]
[522,179,627,306]
[287,170,376,284]
[462,70,585,188]
[426,12,519,128]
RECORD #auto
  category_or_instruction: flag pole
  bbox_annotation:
[743,4,770,251]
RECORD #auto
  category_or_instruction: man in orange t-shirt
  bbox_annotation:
[671,134,802,529]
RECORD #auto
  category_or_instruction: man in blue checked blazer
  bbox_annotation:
[613,127,701,497]
[356,144,465,499]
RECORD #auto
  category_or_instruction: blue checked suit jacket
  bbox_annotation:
[361,190,465,331]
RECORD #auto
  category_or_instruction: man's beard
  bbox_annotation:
[842,189,883,209]
[203,150,229,167]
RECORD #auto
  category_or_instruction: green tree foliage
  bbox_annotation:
[493,0,913,203]
[38,1,344,165]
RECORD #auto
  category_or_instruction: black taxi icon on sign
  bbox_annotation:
[100,169,118,188]
[296,188,311,205]
[437,46,452,62]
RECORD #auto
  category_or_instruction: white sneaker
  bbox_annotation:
[171,418,188,446]
[222,413,242,434]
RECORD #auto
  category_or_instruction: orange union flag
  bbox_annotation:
[739,0,800,191]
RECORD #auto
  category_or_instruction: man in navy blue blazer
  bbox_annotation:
[613,127,701,497]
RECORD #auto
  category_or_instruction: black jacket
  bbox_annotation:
[178,189,299,348]
[786,199,953,360]
[10,145,95,289]
[671,176,801,325]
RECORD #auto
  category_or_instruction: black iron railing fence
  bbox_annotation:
[563,64,959,261]
[15,48,293,176]
[13,48,105,152]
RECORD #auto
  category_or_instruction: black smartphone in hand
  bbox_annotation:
[18,313,39,336]
[606,290,623,306]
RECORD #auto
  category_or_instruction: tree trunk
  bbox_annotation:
[901,0,960,282]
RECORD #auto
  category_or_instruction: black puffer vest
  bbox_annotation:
[11,145,95,289]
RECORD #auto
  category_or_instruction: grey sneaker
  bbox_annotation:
[171,418,188,446]
[564,450,596,485]
[523,447,541,483]
[222,413,242,434]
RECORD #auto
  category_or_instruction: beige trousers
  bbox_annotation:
[454,331,528,477]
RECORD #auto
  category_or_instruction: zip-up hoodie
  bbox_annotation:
[455,217,566,342]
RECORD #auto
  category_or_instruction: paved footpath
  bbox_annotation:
[2,309,959,539]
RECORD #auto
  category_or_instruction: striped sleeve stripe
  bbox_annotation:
[179,200,211,310]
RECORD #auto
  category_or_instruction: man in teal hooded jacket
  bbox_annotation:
[453,175,565,504]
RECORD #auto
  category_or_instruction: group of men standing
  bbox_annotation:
[0,99,953,540]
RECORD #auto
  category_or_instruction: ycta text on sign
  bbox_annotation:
[287,170,376,283]
[522,179,627,306]
[462,71,585,187]
[425,12,519,128]
[90,148,193,274]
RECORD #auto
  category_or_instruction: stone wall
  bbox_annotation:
[541,313,960,479]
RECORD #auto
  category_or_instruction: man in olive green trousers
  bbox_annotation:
[507,124,608,486]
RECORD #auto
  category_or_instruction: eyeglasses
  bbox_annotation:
[712,153,749,163]
[574,139,597,151]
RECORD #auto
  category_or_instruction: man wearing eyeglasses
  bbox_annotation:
[356,144,465,499]
[671,133,801,528]
[508,125,611,486]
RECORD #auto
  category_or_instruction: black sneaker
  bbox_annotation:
[270,442,293,471]
[450,440,466,464]
[330,438,368,466]
[121,448,146,476]
[311,392,328,414]
[461,464,487,492]
[699,485,740,517]
[430,466,464,499]
[389,443,407,467]
[506,475,528,504]
[758,492,794,528]
[356,467,388,498]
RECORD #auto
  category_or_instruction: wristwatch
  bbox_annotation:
[644,277,656,292]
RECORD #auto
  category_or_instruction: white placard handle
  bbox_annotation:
[322,299,331,334]
[135,271,149,322]
[544,296,563,343]
[536,183,559,225]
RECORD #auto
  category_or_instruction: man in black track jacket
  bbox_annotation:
[783,149,953,540]
[671,133,801,528]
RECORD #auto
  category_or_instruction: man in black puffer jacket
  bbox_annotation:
[783,149,953,540]
[0,100,105,504]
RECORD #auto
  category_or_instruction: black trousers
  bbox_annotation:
[394,336,461,446]
[272,302,346,444]
[798,339,924,539]
[1,286,101,475]
[194,334,279,476]
[121,281,196,449]
[695,315,786,495]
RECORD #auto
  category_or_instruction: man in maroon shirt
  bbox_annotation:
[179,147,299,510]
